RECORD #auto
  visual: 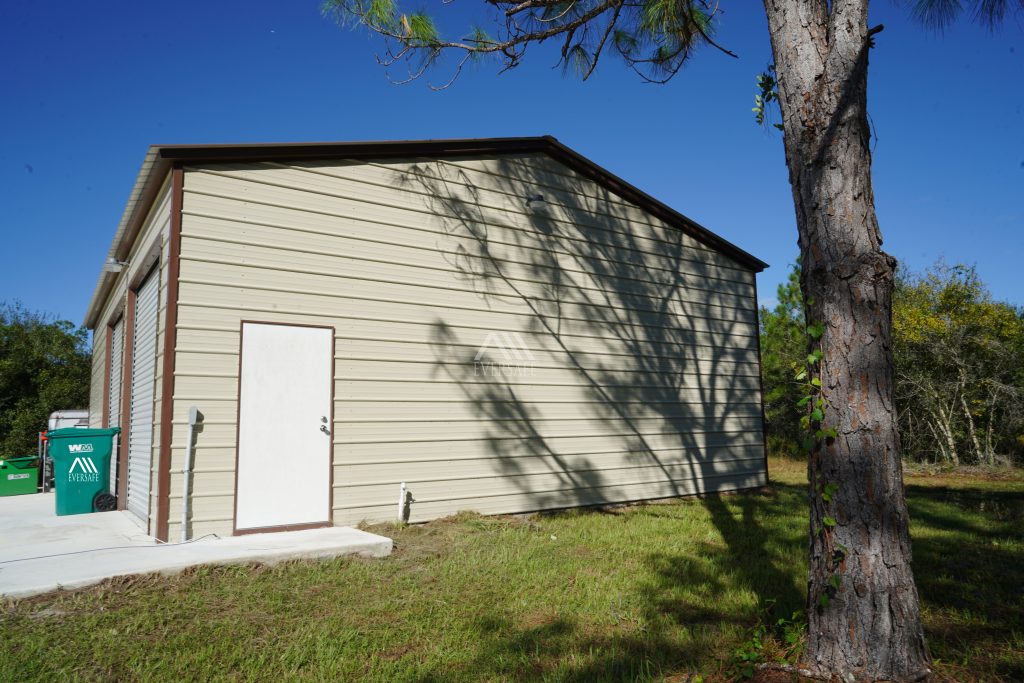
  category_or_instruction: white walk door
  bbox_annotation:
[127,271,159,528]
[235,323,333,532]
[107,317,124,494]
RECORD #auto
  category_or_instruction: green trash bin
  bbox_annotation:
[0,457,39,496]
[48,427,120,516]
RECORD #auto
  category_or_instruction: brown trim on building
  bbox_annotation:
[117,290,137,509]
[751,272,770,483]
[233,521,331,536]
[154,167,184,543]
[231,320,336,536]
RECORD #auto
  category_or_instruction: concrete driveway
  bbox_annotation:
[0,492,391,599]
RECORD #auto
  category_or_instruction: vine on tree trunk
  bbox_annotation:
[793,317,845,610]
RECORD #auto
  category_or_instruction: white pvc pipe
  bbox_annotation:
[398,482,407,523]
[181,406,199,543]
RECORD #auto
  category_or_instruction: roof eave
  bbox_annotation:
[82,148,170,328]
[83,136,767,328]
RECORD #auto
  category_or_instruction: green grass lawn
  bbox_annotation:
[2,458,1022,682]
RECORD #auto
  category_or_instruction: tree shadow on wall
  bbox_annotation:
[385,157,804,670]
[398,158,764,503]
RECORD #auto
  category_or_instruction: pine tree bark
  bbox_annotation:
[763,0,931,679]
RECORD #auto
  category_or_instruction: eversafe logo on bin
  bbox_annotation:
[474,331,536,377]
[69,456,100,483]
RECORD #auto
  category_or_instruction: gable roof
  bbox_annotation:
[83,136,767,327]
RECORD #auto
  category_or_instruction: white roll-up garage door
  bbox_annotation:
[127,270,159,528]
[107,317,124,494]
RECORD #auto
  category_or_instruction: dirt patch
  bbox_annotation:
[747,670,806,683]
[376,641,423,661]
[519,609,562,631]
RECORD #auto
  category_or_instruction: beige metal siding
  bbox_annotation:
[87,178,171,525]
[107,318,124,492]
[107,318,124,429]
[88,327,107,428]
[171,154,765,537]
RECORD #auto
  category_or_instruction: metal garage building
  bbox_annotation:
[85,137,769,542]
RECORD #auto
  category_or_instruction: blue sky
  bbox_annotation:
[1,2,1021,328]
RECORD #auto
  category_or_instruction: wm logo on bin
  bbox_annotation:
[69,457,99,475]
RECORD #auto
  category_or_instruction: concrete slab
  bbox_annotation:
[0,492,154,564]
[0,493,392,600]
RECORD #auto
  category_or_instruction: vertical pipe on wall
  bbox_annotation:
[398,482,408,523]
[181,406,201,542]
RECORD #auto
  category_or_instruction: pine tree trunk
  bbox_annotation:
[764,1,931,679]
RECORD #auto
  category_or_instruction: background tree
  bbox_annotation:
[0,302,91,455]
[894,262,1024,466]
[759,260,806,456]
[761,259,1024,465]
[330,1,1021,679]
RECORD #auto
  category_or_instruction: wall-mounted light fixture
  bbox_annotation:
[101,257,128,273]
[526,194,546,212]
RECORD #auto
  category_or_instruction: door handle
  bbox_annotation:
[320,424,331,435]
